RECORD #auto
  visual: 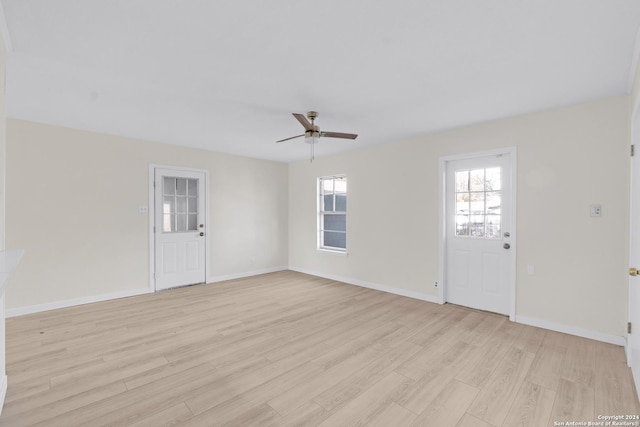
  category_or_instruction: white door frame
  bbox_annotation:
[627,98,640,383]
[148,164,210,291]
[438,147,517,321]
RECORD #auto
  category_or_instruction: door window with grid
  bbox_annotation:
[163,177,199,233]
[319,175,347,251]
[455,167,501,238]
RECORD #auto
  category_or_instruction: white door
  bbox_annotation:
[628,109,640,391]
[445,152,513,315]
[154,167,207,291]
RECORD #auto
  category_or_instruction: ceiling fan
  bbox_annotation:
[276,111,358,162]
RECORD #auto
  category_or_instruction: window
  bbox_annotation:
[454,167,501,238]
[163,177,199,233]
[319,175,347,251]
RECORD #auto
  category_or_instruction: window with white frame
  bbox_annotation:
[318,175,347,251]
[454,167,501,238]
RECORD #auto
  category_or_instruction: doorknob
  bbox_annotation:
[631,267,639,276]
[199,232,204,237]
[503,243,510,249]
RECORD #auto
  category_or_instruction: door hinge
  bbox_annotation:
[629,322,633,334]
[632,145,635,157]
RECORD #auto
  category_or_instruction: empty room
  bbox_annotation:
[0,1,639,426]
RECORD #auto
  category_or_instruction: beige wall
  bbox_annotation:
[1,89,631,340]
[289,96,630,338]
[5,119,288,310]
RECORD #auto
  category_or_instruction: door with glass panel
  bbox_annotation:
[154,168,206,291]
[445,153,512,315]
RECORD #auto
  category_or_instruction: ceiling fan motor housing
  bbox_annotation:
[305,128,320,142]
[305,111,320,142]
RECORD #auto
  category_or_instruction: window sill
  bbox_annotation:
[317,248,348,256]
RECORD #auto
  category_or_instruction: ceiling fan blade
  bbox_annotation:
[320,131,358,140]
[276,133,305,143]
[293,113,314,131]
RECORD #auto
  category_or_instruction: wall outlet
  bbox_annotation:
[590,204,602,217]
[433,280,439,288]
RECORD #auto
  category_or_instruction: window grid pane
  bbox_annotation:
[323,214,346,232]
[323,231,346,249]
[454,167,501,239]
[164,178,176,195]
[176,179,187,196]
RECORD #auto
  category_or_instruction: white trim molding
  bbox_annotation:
[4,266,626,350]
[206,266,288,284]
[0,2,12,54]
[6,287,153,318]
[515,315,626,347]
[628,24,640,94]
[0,374,6,415]
[291,267,625,347]
[6,267,287,317]
[289,266,441,305]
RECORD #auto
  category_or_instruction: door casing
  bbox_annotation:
[149,164,210,291]
[627,102,640,394]
[439,147,517,320]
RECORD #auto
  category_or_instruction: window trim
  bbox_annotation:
[318,174,347,253]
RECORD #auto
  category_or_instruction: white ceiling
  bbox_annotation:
[1,1,639,163]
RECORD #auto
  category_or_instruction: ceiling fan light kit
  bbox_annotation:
[276,111,358,162]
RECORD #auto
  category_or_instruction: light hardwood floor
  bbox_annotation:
[0,270,638,426]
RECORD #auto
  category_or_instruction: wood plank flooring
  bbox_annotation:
[0,270,638,426]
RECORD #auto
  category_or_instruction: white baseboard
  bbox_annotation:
[290,267,626,347]
[288,266,441,304]
[6,287,154,318]
[6,267,625,349]
[206,266,288,284]
[0,374,6,415]
[515,315,626,347]
[6,267,288,318]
